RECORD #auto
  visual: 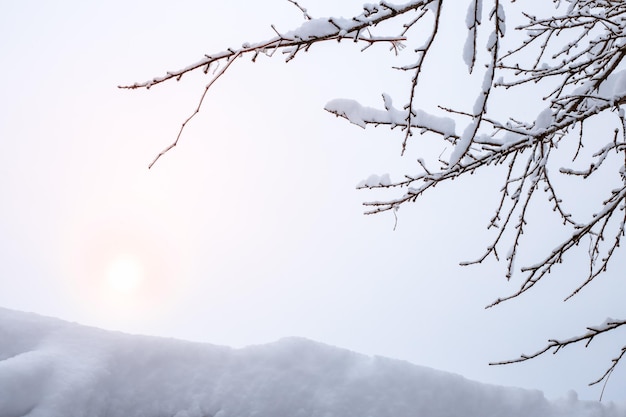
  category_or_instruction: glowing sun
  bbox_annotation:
[105,255,144,294]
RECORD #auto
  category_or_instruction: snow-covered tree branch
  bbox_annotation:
[491,318,626,400]
[121,0,626,389]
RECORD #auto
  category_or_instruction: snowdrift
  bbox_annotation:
[0,307,623,417]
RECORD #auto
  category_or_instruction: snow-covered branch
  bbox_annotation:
[324,94,456,139]
[125,0,626,388]
[120,1,433,91]
[491,318,626,394]
[120,0,435,168]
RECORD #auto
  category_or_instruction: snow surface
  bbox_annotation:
[1,307,624,417]
[597,69,626,100]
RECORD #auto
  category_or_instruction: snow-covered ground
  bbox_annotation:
[1,307,624,417]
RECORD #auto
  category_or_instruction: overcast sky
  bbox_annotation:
[1,0,625,403]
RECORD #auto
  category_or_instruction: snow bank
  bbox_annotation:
[0,307,624,417]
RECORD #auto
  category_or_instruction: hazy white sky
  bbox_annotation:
[1,0,625,402]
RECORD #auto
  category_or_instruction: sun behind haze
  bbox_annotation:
[105,254,144,295]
